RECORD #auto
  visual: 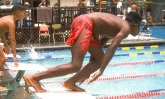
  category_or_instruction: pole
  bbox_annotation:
[99,0,102,12]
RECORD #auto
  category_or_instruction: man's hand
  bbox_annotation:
[13,57,19,67]
[87,70,103,85]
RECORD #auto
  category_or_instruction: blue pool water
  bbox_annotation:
[150,26,165,39]
[8,45,165,99]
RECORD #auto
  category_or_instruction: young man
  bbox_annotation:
[0,4,26,71]
[24,12,142,92]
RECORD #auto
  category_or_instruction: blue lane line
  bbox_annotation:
[116,45,164,50]
[115,51,165,56]
[155,60,164,63]
[149,89,165,92]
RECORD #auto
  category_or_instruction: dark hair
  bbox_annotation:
[125,12,142,24]
[11,3,26,14]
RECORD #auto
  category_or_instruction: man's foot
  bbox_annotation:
[0,71,3,77]
[23,76,32,94]
[0,86,5,90]
[62,81,85,92]
[0,82,6,90]
[0,82,5,90]
[23,76,47,93]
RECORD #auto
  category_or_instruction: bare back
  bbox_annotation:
[0,15,15,37]
[86,12,130,38]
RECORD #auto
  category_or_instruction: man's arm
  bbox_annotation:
[88,32,128,84]
[8,22,18,66]
[100,33,124,72]
[78,36,110,84]
[1,34,8,47]
[1,34,10,54]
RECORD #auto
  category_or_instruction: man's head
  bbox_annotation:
[125,12,142,24]
[11,3,27,21]
[125,12,142,36]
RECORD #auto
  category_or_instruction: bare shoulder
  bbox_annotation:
[86,12,116,19]
[0,15,15,27]
[86,12,125,23]
[86,12,129,37]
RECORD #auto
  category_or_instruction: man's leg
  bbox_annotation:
[0,46,7,70]
[24,30,87,92]
[0,46,7,88]
[63,46,104,91]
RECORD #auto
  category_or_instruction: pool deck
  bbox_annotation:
[116,34,165,46]
[29,87,96,99]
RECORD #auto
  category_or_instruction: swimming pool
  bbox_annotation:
[7,44,165,99]
[150,26,165,39]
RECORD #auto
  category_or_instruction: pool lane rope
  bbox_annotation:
[108,59,165,66]
[19,72,165,85]
[114,51,165,57]
[89,72,165,82]
[116,45,162,50]
[96,90,165,99]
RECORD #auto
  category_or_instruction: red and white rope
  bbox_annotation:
[86,72,165,82]
[96,90,165,99]
[20,72,165,86]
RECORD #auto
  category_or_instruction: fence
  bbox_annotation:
[0,6,116,48]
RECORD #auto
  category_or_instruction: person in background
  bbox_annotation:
[111,0,116,3]
[140,6,143,17]
[127,4,131,14]
[146,4,151,17]
[38,0,49,7]
[77,0,87,16]
[24,2,32,27]
[162,15,165,23]
[131,2,138,12]
[5,0,10,5]
[53,3,58,7]
[146,4,153,25]
[0,3,26,81]
[23,12,142,92]
[120,6,124,15]
[146,16,154,25]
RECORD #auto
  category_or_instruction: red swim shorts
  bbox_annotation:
[66,15,100,52]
